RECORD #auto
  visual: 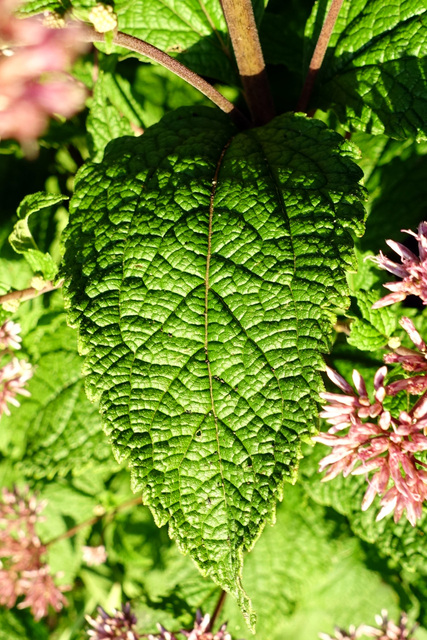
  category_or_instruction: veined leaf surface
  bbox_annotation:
[61,106,364,624]
[305,0,427,139]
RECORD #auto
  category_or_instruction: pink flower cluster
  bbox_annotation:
[320,610,417,640]
[86,607,234,640]
[315,222,427,526]
[0,319,32,417]
[314,366,427,526]
[0,0,88,147]
[87,603,140,640]
[0,486,69,619]
[370,222,427,308]
[149,611,232,640]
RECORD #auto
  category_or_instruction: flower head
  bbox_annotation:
[86,603,139,640]
[0,486,69,618]
[82,545,107,566]
[147,611,233,640]
[314,367,427,526]
[0,0,88,148]
[369,223,427,308]
[88,4,118,33]
[320,611,417,640]
[0,319,22,350]
[0,357,33,417]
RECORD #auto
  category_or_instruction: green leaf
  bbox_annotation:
[348,289,399,352]
[87,69,137,161]
[9,192,68,279]
[305,0,427,139]
[61,106,365,625]
[358,138,427,252]
[0,311,115,480]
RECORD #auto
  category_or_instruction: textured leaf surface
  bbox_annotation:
[305,0,427,139]
[0,312,114,480]
[61,106,364,622]
[359,138,427,252]
[87,69,138,162]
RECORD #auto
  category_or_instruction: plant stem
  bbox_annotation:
[80,25,249,129]
[0,280,61,306]
[296,0,344,113]
[45,496,143,546]
[209,590,227,630]
[220,0,275,126]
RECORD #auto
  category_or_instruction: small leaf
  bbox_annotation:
[61,106,365,625]
[348,289,399,352]
[9,192,68,280]
[305,0,427,139]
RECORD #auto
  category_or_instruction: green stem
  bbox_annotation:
[296,0,345,113]
[220,0,275,125]
[80,25,249,128]
[45,496,143,546]
[0,280,61,306]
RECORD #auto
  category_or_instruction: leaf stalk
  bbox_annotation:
[79,25,250,128]
[219,0,275,125]
[0,280,61,306]
[296,0,345,113]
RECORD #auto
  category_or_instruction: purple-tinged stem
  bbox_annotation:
[296,0,344,113]
[80,25,249,128]
[220,0,275,126]
[208,590,227,631]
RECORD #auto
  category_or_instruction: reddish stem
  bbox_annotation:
[208,590,227,631]
[80,25,249,128]
[296,0,344,113]
[220,0,275,125]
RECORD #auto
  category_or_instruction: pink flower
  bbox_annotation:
[0,0,88,147]
[0,320,22,350]
[314,368,427,526]
[319,365,387,433]
[17,566,69,620]
[320,611,417,640]
[369,223,427,308]
[0,357,33,417]
[82,545,107,566]
[147,611,233,640]
[86,603,140,640]
[0,486,70,618]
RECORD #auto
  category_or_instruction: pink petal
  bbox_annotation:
[386,239,418,264]
[324,366,354,394]
[400,317,427,351]
[372,292,407,309]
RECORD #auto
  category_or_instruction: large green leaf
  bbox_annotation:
[61,106,364,624]
[305,0,427,139]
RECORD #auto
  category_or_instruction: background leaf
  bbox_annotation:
[9,192,68,279]
[305,0,427,139]
[0,310,115,480]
